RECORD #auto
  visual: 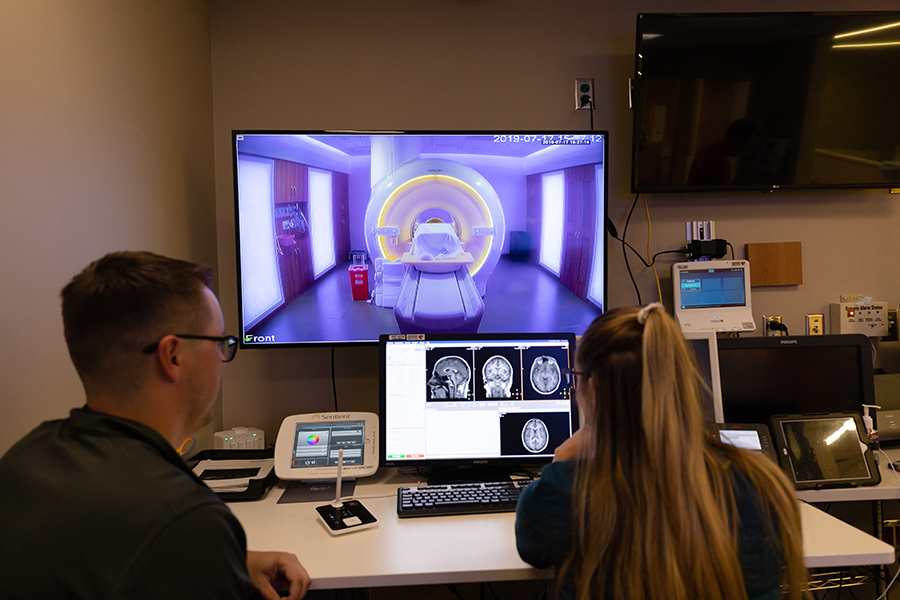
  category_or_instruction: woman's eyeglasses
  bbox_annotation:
[561,368,586,390]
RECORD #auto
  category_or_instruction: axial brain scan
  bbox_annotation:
[521,418,549,453]
[482,355,513,398]
[530,356,561,395]
[428,356,471,399]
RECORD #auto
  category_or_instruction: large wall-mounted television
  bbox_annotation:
[631,12,900,193]
[233,131,607,347]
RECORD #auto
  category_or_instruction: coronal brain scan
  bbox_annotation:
[428,356,471,399]
[530,356,561,395]
[482,355,513,398]
[521,418,549,453]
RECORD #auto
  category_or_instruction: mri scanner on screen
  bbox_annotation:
[232,132,608,346]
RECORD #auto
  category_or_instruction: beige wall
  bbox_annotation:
[0,0,216,455]
[3,1,899,455]
[210,0,900,443]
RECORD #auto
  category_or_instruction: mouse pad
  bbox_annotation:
[277,480,358,504]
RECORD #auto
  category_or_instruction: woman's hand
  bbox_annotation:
[553,428,586,462]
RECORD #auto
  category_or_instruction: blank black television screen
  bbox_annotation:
[631,12,900,192]
[233,131,607,347]
[717,334,875,426]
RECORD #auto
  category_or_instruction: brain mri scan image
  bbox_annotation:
[530,356,561,395]
[428,356,471,399]
[482,355,513,398]
[521,418,549,453]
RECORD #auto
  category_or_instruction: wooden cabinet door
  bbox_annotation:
[525,174,541,264]
[275,160,308,204]
[333,171,350,263]
[559,165,595,300]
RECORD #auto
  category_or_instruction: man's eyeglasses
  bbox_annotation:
[142,335,239,363]
[561,368,586,390]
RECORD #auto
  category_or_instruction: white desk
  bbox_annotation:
[229,469,895,590]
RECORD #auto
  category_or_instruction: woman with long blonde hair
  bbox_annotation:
[515,304,807,600]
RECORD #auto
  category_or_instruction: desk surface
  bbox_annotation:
[228,469,895,590]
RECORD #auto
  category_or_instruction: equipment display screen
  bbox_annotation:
[291,421,366,469]
[778,417,871,484]
[679,268,746,310]
[718,429,762,451]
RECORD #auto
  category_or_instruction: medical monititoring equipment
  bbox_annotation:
[704,423,777,462]
[274,412,379,481]
[672,260,755,334]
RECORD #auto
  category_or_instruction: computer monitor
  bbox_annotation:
[717,334,875,426]
[683,331,724,423]
[379,332,578,483]
[233,131,607,347]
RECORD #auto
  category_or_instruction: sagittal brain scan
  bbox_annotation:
[530,356,561,395]
[521,418,549,453]
[482,355,513,398]
[428,356,471,399]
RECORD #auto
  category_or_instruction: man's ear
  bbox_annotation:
[154,335,183,383]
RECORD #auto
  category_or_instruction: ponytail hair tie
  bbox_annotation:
[637,302,664,325]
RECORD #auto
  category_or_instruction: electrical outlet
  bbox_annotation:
[883,309,899,342]
[806,313,824,335]
[575,78,594,110]
[763,315,784,337]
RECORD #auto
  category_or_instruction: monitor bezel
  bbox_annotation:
[683,331,724,423]
[232,130,609,349]
[378,331,580,471]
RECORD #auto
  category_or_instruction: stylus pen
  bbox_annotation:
[332,448,344,508]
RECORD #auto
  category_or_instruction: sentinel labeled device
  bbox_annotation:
[274,412,379,481]
[672,260,755,333]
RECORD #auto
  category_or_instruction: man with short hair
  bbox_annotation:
[0,251,310,599]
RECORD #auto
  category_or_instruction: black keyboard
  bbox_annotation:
[396,480,532,518]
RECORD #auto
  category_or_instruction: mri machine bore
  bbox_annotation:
[364,159,506,334]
